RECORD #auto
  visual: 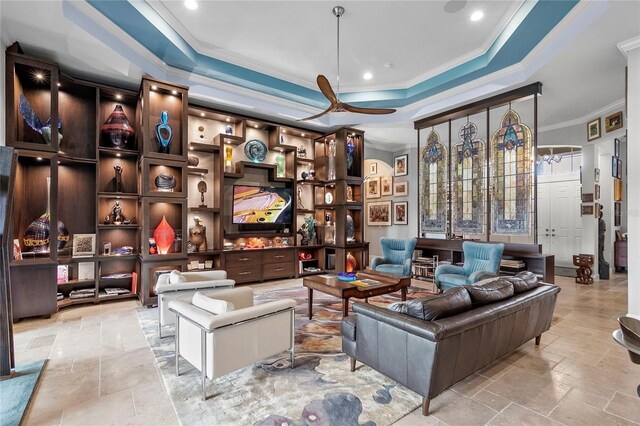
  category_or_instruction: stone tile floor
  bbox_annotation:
[13,274,640,425]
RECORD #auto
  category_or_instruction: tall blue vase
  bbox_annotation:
[155,110,173,153]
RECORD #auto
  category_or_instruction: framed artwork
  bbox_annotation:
[594,203,601,218]
[612,156,618,179]
[393,201,408,225]
[581,204,594,216]
[587,118,601,141]
[581,193,594,203]
[594,168,600,183]
[595,184,600,200]
[13,239,22,260]
[616,158,622,179]
[72,234,96,257]
[369,162,377,175]
[614,202,621,226]
[366,177,381,199]
[367,201,392,226]
[614,138,620,157]
[394,154,408,177]
[57,265,68,284]
[78,262,95,281]
[381,176,393,196]
[394,181,408,196]
[614,178,623,201]
[605,111,623,132]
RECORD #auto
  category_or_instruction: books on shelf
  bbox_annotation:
[69,289,95,299]
[103,288,130,296]
[57,292,63,301]
[57,265,68,284]
[501,259,526,268]
[101,273,133,279]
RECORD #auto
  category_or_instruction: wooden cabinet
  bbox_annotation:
[615,240,627,272]
[223,248,296,283]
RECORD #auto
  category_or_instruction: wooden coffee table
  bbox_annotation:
[303,270,411,319]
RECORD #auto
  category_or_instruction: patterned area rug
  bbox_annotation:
[137,284,434,426]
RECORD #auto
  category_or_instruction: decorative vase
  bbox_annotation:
[155,173,176,191]
[346,214,355,242]
[22,177,69,252]
[153,215,175,254]
[187,155,199,167]
[225,145,233,173]
[225,125,233,135]
[327,139,336,180]
[102,104,134,148]
[346,252,357,273]
[276,154,285,178]
[155,110,173,153]
[346,135,355,173]
[346,185,354,202]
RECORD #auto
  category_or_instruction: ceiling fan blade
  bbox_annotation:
[298,106,335,121]
[342,103,396,115]
[317,75,338,104]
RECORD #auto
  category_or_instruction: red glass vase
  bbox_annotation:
[153,215,175,255]
[346,252,357,273]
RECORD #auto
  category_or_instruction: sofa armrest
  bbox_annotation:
[434,264,465,282]
[370,257,388,270]
[351,302,444,342]
[168,299,217,331]
[156,279,235,294]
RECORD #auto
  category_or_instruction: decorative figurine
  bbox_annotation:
[155,173,176,191]
[279,134,285,144]
[22,177,69,252]
[346,134,356,172]
[114,165,123,192]
[598,210,609,279]
[301,171,309,180]
[111,200,124,224]
[189,216,208,253]
[328,139,336,180]
[324,213,335,245]
[347,185,354,202]
[19,94,62,145]
[297,186,304,210]
[297,216,316,245]
[225,124,233,135]
[187,155,199,167]
[297,145,307,158]
[308,169,316,179]
[276,153,285,178]
[102,104,134,148]
[197,177,208,207]
[155,110,173,153]
[225,145,233,173]
[153,215,175,254]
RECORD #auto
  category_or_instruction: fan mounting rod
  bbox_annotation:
[333,5,344,101]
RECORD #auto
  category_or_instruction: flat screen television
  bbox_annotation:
[232,185,293,225]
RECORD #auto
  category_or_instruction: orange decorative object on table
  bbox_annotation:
[346,252,356,272]
[153,215,175,254]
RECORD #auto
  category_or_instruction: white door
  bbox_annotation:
[537,182,550,249]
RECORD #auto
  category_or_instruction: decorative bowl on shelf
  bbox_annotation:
[244,139,267,163]
[337,272,356,282]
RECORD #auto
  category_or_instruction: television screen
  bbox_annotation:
[232,185,293,224]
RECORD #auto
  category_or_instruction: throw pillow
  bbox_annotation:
[404,287,472,321]
[507,275,539,294]
[388,302,408,314]
[466,279,514,305]
[169,270,187,284]
[515,271,539,286]
[192,292,235,314]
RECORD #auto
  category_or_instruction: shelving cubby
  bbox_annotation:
[97,258,137,301]
[188,106,245,144]
[140,197,187,261]
[98,86,138,151]
[137,258,188,307]
[140,157,187,198]
[58,77,98,160]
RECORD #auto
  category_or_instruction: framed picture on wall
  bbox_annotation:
[605,111,623,132]
[367,201,392,226]
[612,156,618,178]
[394,181,408,196]
[614,178,623,201]
[594,168,600,183]
[616,158,622,179]
[587,118,601,141]
[73,234,96,258]
[614,138,621,157]
[366,177,381,199]
[393,201,408,225]
[394,154,408,177]
[614,202,621,226]
[369,162,377,175]
[381,176,393,196]
[581,193,594,203]
[581,204,594,216]
[595,184,600,200]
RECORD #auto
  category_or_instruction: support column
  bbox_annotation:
[619,37,640,318]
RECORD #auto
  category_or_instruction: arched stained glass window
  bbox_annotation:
[420,129,448,234]
[453,121,485,235]
[490,109,533,235]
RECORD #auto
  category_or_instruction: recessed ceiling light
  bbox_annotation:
[301,133,305,137]
[57,82,61,87]
[171,90,178,95]
[184,0,198,10]
[151,85,158,91]
[35,73,44,80]
[36,157,43,161]
[116,153,121,157]
[470,10,484,21]
[115,94,122,100]
[363,72,373,80]
[200,112,205,117]
[254,124,259,128]
[189,147,194,150]
[226,118,230,122]
[282,130,286,133]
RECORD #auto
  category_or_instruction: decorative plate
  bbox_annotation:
[325,192,333,204]
[244,139,267,163]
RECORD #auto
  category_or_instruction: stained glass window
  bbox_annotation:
[420,129,448,233]
[490,109,533,235]
[452,121,485,235]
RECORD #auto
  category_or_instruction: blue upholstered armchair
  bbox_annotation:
[371,238,417,276]
[435,241,504,291]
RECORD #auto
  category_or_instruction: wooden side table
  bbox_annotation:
[573,254,594,284]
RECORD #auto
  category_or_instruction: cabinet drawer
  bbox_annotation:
[262,262,295,280]
[262,249,295,264]
[226,266,262,284]
[225,251,262,265]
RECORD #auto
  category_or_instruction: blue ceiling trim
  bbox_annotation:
[86,0,578,110]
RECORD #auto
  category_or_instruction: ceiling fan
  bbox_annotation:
[299,6,396,121]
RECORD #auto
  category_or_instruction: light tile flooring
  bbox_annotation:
[14,274,640,425]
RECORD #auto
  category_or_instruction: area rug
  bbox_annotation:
[0,359,46,426]
[137,284,434,426]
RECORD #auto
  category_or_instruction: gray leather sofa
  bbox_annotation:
[341,273,560,416]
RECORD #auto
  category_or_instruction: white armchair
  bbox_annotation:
[156,270,235,337]
[169,287,296,400]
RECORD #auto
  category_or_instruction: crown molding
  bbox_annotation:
[538,98,625,133]
[618,36,640,56]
